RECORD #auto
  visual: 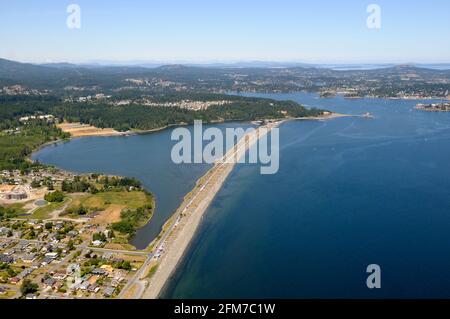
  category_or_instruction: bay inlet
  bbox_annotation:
[32,122,253,249]
[33,93,450,298]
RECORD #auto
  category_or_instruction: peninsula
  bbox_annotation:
[119,120,283,299]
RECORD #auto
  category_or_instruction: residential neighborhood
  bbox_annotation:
[0,219,148,299]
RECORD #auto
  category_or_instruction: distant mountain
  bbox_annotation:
[0,58,57,79]
[41,62,82,69]
[156,64,191,71]
[0,58,151,87]
[0,57,449,91]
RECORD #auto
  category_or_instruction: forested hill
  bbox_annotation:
[0,94,324,131]
[1,58,449,98]
[0,92,325,170]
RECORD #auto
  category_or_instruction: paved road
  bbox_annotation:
[118,124,272,299]
[0,237,148,256]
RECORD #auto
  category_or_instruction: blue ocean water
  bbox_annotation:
[162,93,450,298]
[34,93,450,298]
[32,122,251,249]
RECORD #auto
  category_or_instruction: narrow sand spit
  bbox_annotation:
[137,121,281,299]
[119,113,354,299]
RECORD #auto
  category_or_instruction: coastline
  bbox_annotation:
[136,112,364,299]
[28,111,356,299]
[137,120,282,299]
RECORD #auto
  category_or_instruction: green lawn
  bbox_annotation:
[70,191,152,212]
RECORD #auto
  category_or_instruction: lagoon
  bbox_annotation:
[32,122,252,249]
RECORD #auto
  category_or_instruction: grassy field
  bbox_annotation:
[4,201,30,215]
[0,289,17,299]
[70,191,152,211]
[66,190,153,224]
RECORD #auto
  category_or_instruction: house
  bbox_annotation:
[25,294,37,300]
[10,277,20,285]
[0,254,13,264]
[0,241,9,249]
[0,227,10,236]
[3,249,15,256]
[88,284,100,293]
[45,252,58,259]
[110,279,120,288]
[52,271,67,280]
[67,230,79,238]
[0,287,6,295]
[15,242,30,251]
[91,268,108,276]
[112,270,127,282]
[17,268,33,280]
[4,188,28,200]
[52,281,63,291]
[100,264,114,275]
[102,252,113,260]
[41,244,54,253]
[103,286,115,297]
[79,281,90,291]
[43,278,57,289]
[91,240,103,247]
[66,263,81,276]
[22,253,38,263]
[41,256,54,267]
[87,275,100,285]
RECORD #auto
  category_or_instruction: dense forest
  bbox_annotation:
[0,94,323,131]
[0,121,69,170]
[0,93,324,170]
[56,99,323,131]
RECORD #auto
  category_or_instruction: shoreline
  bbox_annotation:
[138,120,282,299]
[134,113,356,299]
[27,112,356,299]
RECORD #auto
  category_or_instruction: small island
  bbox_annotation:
[416,102,450,112]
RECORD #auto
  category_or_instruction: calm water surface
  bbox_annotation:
[162,93,450,298]
[32,122,251,249]
[35,93,450,298]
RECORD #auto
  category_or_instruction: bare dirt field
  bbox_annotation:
[57,123,123,137]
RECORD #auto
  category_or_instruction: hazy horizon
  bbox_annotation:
[1,0,449,64]
[3,57,450,68]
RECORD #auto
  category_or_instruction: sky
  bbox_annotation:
[0,0,449,64]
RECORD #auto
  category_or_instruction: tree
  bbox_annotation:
[67,205,87,216]
[44,191,65,203]
[30,180,41,188]
[108,229,115,239]
[47,182,54,191]
[114,260,132,271]
[67,240,75,251]
[92,232,106,242]
[112,220,134,235]
[20,279,38,295]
